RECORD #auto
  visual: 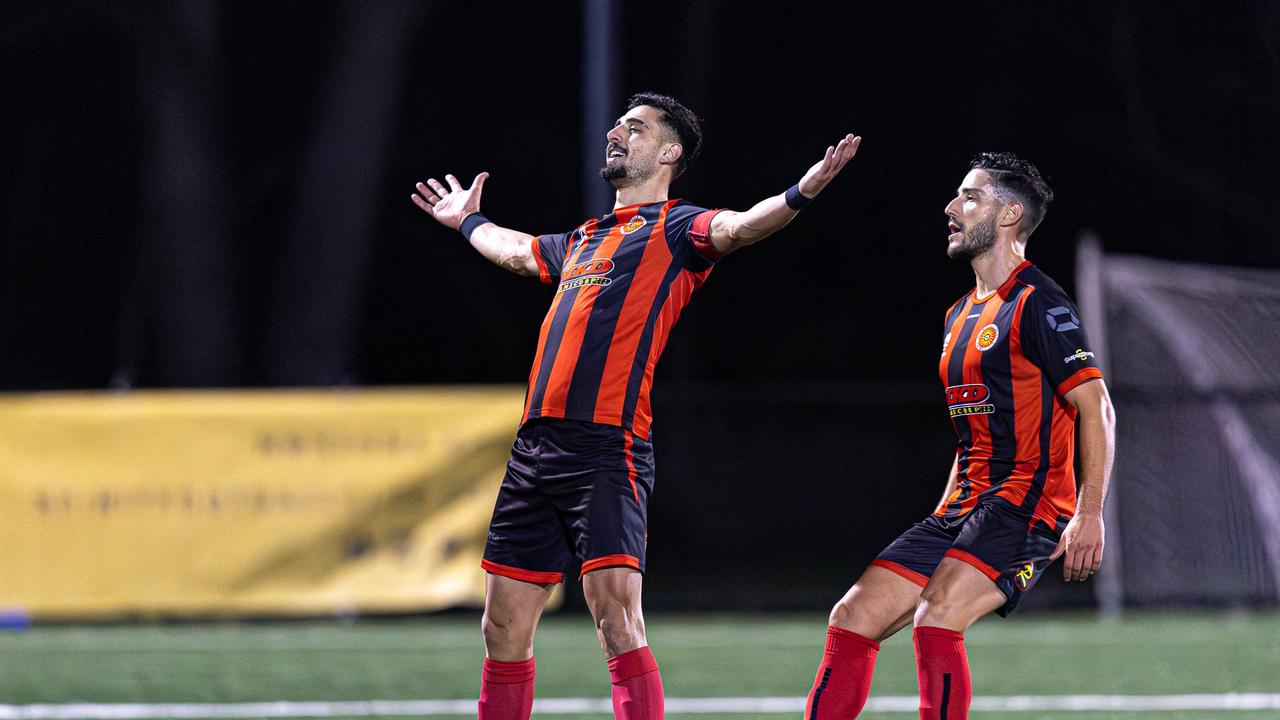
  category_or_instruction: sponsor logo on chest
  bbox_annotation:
[558,257,615,293]
[946,383,996,417]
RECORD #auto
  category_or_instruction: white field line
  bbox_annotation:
[3,695,1280,718]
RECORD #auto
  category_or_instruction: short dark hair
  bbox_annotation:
[969,152,1055,235]
[626,92,703,178]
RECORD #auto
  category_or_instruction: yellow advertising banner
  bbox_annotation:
[0,387,532,619]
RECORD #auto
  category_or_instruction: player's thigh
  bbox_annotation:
[840,515,958,640]
[830,564,924,642]
[914,557,1006,631]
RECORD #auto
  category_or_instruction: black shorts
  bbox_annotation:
[871,499,1065,616]
[481,418,654,584]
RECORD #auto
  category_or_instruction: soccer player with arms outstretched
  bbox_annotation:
[412,92,859,720]
[802,154,1116,720]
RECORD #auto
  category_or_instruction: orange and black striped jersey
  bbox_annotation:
[938,260,1104,527]
[524,199,723,440]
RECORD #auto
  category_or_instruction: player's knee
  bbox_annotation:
[914,585,960,626]
[828,597,858,629]
[592,597,646,655]
[481,611,534,659]
[828,584,899,636]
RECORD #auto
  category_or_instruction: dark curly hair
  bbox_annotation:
[626,92,703,179]
[970,152,1055,236]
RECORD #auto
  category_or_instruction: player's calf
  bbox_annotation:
[805,566,922,720]
[913,626,971,720]
[910,559,1005,720]
[477,657,537,720]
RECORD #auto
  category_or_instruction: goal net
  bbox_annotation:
[1078,238,1280,610]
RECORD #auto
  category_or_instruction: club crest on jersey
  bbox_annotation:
[974,323,1000,352]
[620,216,646,234]
[1015,561,1036,591]
[946,383,995,417]
[558,257,614,293]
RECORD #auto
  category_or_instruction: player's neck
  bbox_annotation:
[970,239,1027,298]
[613,176,670,210]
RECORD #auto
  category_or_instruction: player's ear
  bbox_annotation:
[660,142,684,168]
[1000,202,1024,229]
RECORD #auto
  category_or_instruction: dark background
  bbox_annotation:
[3,1,1278,611]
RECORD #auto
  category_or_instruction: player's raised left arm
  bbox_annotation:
[1051,379,1117,581]
[706,134,861,255]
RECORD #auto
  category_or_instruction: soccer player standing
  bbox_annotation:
[411,92,859,720]
[802,154,1116,720]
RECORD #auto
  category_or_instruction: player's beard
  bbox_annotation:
[947,215,998,261]
[599,154,655,188]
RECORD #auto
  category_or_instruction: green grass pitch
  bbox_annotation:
[1,611,1277,719]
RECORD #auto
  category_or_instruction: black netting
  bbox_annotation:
[1102,255,1280,606]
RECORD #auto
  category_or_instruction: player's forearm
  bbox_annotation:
[1073,387,1116,517]
[706,135,859,255]
[469,223,538,277]
[711,195,798,254]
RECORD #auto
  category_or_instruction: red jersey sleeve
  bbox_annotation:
[661,201,724,270]
[530,231,571,285]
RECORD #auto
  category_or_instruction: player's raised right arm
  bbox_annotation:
[411,172,539,277]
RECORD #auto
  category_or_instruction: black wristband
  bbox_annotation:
[784,184,812,210]
[460,212,491,240]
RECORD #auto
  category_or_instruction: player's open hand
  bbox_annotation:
[797,134,861,199]
[411,172,488,231]
[1050,512,1104,582]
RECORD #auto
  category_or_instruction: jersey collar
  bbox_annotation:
[972,259,1033,304]
[601,198,679,219]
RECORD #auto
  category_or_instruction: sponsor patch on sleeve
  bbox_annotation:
[1062,348,1096,364]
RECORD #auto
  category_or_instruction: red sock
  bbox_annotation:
[913,626,971,720]
[803,626,880,720]
[607,646,663,720]
[478,657,536,720]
